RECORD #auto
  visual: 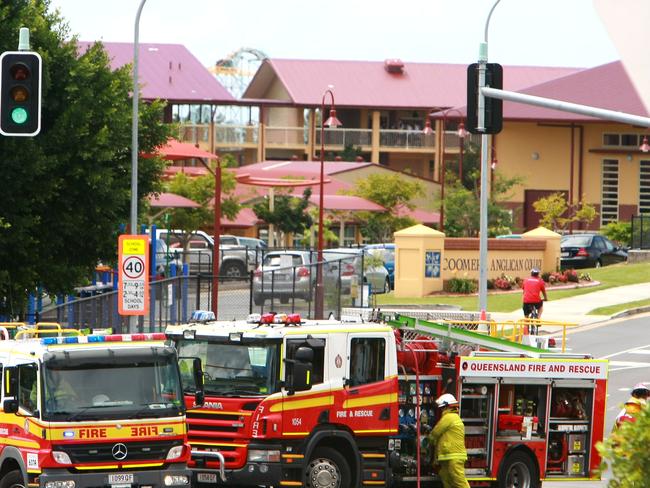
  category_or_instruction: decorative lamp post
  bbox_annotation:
[640,136,650,153]
[315,88,342,319]
[425,108,468,232]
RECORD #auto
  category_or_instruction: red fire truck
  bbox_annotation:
[0,327,200,488]
[166,312,607,488]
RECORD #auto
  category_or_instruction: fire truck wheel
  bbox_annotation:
[498,451,539,488]
[0,470,25,488]
[306,447,351,488]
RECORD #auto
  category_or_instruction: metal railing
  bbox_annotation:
[631,214,650,249]
[215,125,258,146]
[265,126,308,146]
[314,128,372,147]
[379,129,435,149]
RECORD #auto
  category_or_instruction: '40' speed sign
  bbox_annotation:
[118,235,150,315]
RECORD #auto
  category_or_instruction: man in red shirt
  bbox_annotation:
[522,268,548,319]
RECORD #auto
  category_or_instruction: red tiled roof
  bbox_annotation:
[396,206,440,225]
[309,195,386,212]
[244,59,582,109]
[222,207,260,228]
[148,192,200,208]
[77,41,234,103]
[502,61,649,121]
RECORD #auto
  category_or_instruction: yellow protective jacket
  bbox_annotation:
[429,408,468,462]
[614,396,646,430]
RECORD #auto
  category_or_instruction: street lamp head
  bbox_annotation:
[423,119,434,135]
[457,121,469,138]
[324,108,342,128]
[640,135,650,153]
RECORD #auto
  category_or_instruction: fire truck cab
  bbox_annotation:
[166,313,607,488]
[0,328,193,488]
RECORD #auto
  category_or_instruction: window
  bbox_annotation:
[220,236,238,246]
[343,226,357,247]
[603,133,619,146]
[601,159,619,226]
[621,134,640,147]
[286,338,325,385]
[18,363,38,413]
[640,161,650,214]
[263,254,305,267]
[349,338,385,386]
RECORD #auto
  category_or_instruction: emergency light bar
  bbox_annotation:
[41,333,167,345]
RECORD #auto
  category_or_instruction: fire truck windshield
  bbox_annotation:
[176,339,280,396]
[42,352,183,421]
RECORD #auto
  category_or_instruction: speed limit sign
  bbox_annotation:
[118,235,150,315]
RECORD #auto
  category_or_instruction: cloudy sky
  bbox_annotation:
[49,0,619,69]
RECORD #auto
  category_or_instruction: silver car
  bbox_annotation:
[323,248,391,294]
[252,251,315,305]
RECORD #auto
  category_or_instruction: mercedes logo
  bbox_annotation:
[112,443,128,460]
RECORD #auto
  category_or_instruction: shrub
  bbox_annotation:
[579,272,592,281]
[564,269,579,283]
[487,279,495,290]
[445,278,478,294]
[601,221,632,247]
[494,275,514,290]
[541,272,551,283]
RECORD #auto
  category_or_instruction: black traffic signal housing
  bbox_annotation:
[0,51,42,136]
[466,62,503,135]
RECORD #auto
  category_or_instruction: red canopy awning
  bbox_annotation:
[147,192,201,208]
[146,138,217,161]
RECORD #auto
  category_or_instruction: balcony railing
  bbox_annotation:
[314,128,372,147]
[176,124,479,151]
[379,129,435,149]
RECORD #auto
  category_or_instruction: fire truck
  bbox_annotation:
[0,327,201,488]
[166,312,607,488]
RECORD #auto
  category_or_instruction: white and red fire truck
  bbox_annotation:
[166,312,607,488]
[0,327,198,488]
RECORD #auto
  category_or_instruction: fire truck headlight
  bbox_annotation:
[248,449,280,463]
[45,481,75,488]
[166,445,184,460]
[52,451,72,465]
[163,475,190,486]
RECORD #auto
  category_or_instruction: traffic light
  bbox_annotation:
[466,62,503,135]
[0,51,42,136]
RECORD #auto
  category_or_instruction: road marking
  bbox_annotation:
[600,343,650,359]
[629,349,650,355]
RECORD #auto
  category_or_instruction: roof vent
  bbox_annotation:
[384,59,405,74]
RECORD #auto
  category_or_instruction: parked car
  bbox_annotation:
[324,248,391,294]
[560,233,628,269]
[153,239,183,276]
[364,243,395,289]
[154,230,260,277]
[252,251,315,305]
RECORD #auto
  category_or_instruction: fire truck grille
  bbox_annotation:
[53,440,180,463]
[187,412,240,422]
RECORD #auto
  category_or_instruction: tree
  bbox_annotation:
[253,188,313,246]
[153,155,240,255]
[350,173,424,242]
[442,168,522,237]
[597,406,650,487]
[533,192,597,231]
[337,143,364,162]
[0,1,170,315]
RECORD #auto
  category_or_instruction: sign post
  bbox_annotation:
[118,235,150,316]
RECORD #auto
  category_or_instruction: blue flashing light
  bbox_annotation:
[88,335,105,343]
[41,337,57,345]
[63,337,79,344]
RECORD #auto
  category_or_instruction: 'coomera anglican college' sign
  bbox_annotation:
[460,357,608,380]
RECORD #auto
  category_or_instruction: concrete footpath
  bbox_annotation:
[490,282,650,326]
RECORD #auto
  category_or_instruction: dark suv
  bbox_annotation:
[560,233,627,269]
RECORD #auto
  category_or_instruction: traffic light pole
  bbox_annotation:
[477,0,501,314]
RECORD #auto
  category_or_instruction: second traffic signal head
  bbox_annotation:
[0,51,42,136]
[466,62,503,135]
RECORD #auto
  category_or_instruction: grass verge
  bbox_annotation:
[376,261,650,313]
[588,298,650,316]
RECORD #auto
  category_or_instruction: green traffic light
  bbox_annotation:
[11,107,28,124]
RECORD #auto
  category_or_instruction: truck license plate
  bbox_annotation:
[108,473,134,485]
[197,473,218,483]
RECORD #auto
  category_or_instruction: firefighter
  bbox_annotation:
[428,393,469,488]
[613,383,649,430]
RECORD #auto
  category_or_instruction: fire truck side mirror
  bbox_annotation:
[3,367,18,413]
[192,358,205,407]
[285,347,314,395]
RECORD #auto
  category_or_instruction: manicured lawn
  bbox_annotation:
[588,298,650,316]
[376,261,650,313]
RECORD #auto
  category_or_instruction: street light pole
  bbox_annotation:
[477,0,502,313]
[131,0,147,234]
[315,88,342,319]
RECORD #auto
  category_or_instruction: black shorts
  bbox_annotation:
[523,302,543,317]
